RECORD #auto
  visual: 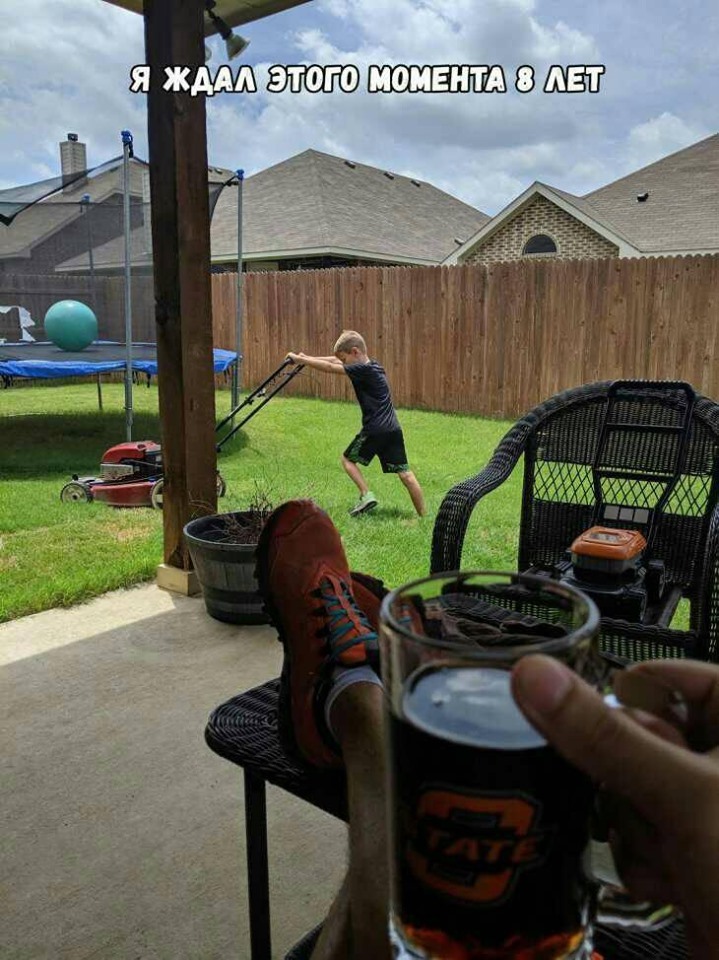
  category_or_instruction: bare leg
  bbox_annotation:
[341,456,369,497]
[312,682,390,960]
[398,470,426,516]
[311,873,352,960]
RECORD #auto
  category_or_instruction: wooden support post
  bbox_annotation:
[144,0,217,571]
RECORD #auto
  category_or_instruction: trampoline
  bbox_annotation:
[1,131,243,441]
[0,340,239,436]
[0,340,237,380]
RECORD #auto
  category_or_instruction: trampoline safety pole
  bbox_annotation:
[81,193,98,317]
[82,192,102,412]
[121,129,134,441]
[231,168,244,413]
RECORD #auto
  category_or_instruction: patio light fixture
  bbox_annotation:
[205,0,250,60]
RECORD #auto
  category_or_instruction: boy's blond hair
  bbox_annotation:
[333,330,367,355]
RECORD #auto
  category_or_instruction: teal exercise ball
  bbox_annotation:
[44,300,98,352]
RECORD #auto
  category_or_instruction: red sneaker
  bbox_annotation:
[256,500,380,769]
[349,570,388,633]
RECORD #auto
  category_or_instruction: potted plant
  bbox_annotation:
[183,486,273,625]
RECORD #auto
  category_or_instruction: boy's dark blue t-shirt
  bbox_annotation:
[344,359,400,435]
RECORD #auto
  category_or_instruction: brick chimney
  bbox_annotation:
[60,133,87,189]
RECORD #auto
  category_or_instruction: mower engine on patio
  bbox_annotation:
[556,526,666,621]
[60,441,227,510]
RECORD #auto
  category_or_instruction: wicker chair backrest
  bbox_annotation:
[518,382,719,609]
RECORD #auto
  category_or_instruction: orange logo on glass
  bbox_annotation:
[406,788,549,904]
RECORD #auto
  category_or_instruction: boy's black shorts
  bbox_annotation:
[343,429,409,474]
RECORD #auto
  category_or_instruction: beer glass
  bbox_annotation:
[380,570,603,960]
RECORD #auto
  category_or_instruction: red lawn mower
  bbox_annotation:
[60,441,226,509]
[59,360,302,509]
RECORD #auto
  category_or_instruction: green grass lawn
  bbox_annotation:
[0,382,520,623]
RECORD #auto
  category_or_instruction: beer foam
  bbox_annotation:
[404,666,547,750]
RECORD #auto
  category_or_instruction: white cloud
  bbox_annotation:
[530,20,598,61]
[203,0,604,212]
[0,0,715,217]
[317,0,599,68]
[319,0,353,18]
[0,0,146,183]
[625,113,711,170]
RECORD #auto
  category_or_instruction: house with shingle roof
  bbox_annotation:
[0,133,231,279]
[444,133,719,266]
[51,147,489,275]
[209,148,489,270]
[0,136,155,280]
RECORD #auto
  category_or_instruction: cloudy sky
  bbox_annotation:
[1,0,716,214]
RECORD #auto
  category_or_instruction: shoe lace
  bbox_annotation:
[314,576,378,664]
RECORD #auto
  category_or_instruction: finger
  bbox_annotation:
[609,829,675,904]
[603,792,659,860]
[599,792,661,873]
[613,669,688,729]
[622,707,688,747]
[594,718,687,839]
[626,661,719,750]
[511,655,714,823]
[611,860,675,906]
[628,658,719,698]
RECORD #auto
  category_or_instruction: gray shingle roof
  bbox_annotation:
[0,204,85,260]
[210,149,489,264]
[54,224,152,272]
[541,184,638,246]
[450,133,719,263]
[581,133,719,253]
[0,160,145,259]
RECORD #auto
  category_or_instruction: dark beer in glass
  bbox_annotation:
[380,572,602,960]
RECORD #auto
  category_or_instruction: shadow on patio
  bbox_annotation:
[2,585,345,959]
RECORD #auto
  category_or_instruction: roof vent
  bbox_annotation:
[636,191,649,202]
[411,179,421,187]
[383,171,395,180]
[344,159,356,169]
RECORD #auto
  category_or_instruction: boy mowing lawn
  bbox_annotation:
[287,330,426,517]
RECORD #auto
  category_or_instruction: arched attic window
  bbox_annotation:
[522,234,558,255]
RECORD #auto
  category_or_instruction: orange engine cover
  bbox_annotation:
[570,526,646,561]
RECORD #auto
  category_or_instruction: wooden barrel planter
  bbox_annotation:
[183,511,270,625]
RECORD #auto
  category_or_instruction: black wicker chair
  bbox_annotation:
[206,682,689,960]
[431,380,719,663]
[205,681,347,960]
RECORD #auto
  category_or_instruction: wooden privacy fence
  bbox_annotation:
[212,254,719,420]
[4,257,716,420]
[0,274,156,342]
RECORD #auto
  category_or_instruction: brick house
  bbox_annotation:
[0,135,152,280]
[54,148,489,274]
[445,133,719,265]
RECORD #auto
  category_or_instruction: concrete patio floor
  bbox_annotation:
[2,585,347,960]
